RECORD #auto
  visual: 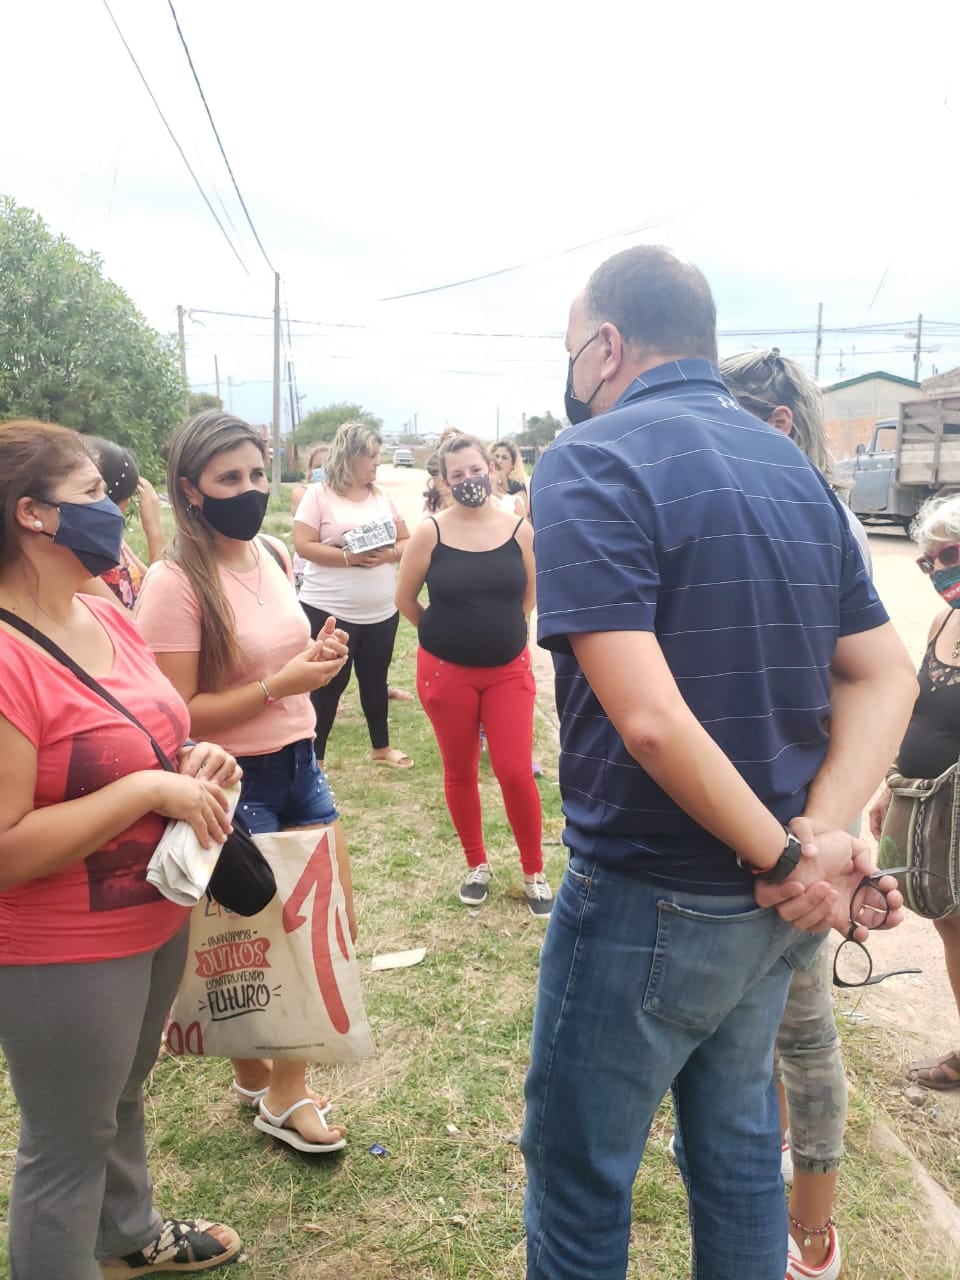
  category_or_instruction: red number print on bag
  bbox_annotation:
[281,833,352,1033]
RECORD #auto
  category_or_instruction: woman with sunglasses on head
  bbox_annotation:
[868,492,960,1092]
[135,410,357,1155]
[0,419,243,1279]
[721,350,870,1280]
[395,433,552,916]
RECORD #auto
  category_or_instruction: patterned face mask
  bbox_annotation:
[931,564,960,608]
[450,474,492,508]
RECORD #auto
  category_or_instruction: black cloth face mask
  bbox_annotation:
[564,332,602,425]
[199,488,269,541]
[450,474,492,508]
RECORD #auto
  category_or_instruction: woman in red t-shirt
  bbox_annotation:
[0,420,243,1278]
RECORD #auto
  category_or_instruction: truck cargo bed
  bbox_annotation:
[896,395,960,487]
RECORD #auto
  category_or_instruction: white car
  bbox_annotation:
[393,448,415,467]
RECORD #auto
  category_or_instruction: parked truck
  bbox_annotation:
[834,394,960,531]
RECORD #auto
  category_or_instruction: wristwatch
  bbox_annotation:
[753,830,803,884]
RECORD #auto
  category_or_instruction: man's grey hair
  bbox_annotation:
[585,245,717,362]
[720,349,835,484]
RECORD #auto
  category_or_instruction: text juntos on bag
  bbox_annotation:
[167,827,374,1063]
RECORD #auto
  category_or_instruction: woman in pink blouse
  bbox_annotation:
[136,411,356,1155]
[294,421,413,769]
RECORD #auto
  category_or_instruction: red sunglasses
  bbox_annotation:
[917,544,960,574]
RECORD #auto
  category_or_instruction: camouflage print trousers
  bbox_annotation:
[775,937,847,1173]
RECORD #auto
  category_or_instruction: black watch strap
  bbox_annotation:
[755,832,803,884]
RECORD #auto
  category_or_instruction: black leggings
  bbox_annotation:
[300,603,400,758]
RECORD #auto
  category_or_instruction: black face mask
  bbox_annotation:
[199,488,269,541]
[564,331,602,425]
[450,474,492,508]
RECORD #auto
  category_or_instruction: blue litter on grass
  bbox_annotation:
[369,1143,389,1157]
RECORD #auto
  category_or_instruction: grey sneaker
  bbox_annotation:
[524,874,553,918]
[459,864,491,905]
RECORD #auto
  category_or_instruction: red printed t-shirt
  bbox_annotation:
[0,596,191,965]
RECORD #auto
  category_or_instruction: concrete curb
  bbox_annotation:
[871,1120,960,1251]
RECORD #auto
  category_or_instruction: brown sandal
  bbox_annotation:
[907,1050,960,1090]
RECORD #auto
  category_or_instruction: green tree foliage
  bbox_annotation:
[0,198,187,472]
[188,392,223,415]
[294,401,383,446]
[516,411,564,447]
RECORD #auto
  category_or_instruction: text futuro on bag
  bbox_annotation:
[167,826,374,1063]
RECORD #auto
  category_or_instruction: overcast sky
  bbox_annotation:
[6,0,960,438]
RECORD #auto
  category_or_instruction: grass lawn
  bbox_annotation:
[0,503,956,1277]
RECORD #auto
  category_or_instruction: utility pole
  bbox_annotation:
[813,302,823,379]
[286,360,298,461]
[177,305,189,412]
[214,354,221,406]
[496,405,500,440]
[914,313,923,383]
[272,272,282,499]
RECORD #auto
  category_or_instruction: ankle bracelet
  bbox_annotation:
[789,1215,834,1248]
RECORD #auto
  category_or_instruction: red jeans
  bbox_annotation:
[416,646,543,875]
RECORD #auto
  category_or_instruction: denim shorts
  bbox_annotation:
[234,738,339,834]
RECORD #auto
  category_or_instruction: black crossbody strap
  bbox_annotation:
[0,608,176,773]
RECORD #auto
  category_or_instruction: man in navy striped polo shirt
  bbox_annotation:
[521,245,918,1280]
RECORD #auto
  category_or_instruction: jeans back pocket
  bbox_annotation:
[642,899,780,1037]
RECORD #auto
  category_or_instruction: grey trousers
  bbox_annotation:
[775,937,847,1174]
[0,924,189,1280]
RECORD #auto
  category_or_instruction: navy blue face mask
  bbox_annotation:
[34,495,125,577]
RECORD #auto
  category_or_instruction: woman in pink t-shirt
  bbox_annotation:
[0,419,243,1279]
[135,410,356,1155]
[294,421,414,768]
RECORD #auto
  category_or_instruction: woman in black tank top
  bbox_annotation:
[395,434,552,918]
[869,498,960,1090]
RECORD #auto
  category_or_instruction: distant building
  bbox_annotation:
[921,367,960,397]
[821,372,922,458]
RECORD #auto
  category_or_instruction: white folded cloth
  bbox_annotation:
[146,782,241,907]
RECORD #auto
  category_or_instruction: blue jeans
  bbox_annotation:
[234,739,339,834]
[522,854,820,1280]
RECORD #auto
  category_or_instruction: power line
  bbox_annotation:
[379,216,681,302]
[185,307,565,339]
[98,0,249,275]
[165,0,276,275]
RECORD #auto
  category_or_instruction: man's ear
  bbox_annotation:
[767,405,794,437]
[597,321,623,382]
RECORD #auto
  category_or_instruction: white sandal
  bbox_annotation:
[253,1097,346,1154]
[231,1080,269,1108]
[233,1078,331,1118]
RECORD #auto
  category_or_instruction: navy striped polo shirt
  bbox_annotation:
[531,359,888,893]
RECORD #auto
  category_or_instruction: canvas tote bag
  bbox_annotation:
[167,826,374,1063]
